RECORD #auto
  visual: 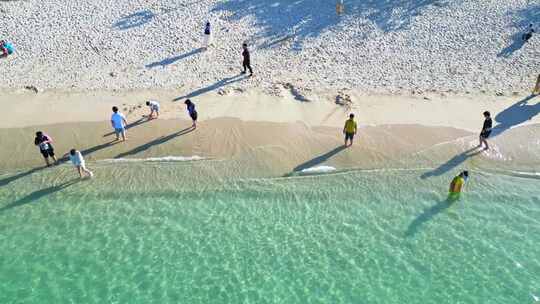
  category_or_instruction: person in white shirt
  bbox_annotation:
[63,149,94,178]
[110,106,128,141]
[145,100,160,119]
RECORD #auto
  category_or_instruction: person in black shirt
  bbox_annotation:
[241,43,253,76]
[34,131,57,166]
[479,111,492,150]
[522,23,535,42]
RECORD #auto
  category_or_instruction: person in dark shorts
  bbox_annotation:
[185,99,198,128]
[343,113,358,147]
[522,23,535,42]
[241,43,253,76]
[479,111,492,150]
[34,131,57,166]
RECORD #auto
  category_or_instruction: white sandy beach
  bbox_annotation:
[0,0,539,95]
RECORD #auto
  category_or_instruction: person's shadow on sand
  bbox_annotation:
[103,118,149,137]
[405,195,459,237]
[421,147,482,179]
[491,94,540,137]
[283,145,347,176]
[115,127,195,159]
[146,48,204,69]
[0,167,44,188]
[173,74,246,101]
[497,32,527,58]
[0,179,79,213]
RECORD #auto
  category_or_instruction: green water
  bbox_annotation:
[1,161,539,303]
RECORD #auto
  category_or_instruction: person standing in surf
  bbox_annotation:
[34,131,57,167]
[185,99,198,128]
[241,43,253,76]
[479,111,492,150]
[343,113,357,147]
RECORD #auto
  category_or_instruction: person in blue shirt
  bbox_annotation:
[1,40,14,58]
[185,99,198,128]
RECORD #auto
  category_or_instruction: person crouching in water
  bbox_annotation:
[449,171,469,201]
[63,149,94,179]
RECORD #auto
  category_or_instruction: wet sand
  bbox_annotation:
[1,89,539,176]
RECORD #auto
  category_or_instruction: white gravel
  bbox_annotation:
[0,0,538,95]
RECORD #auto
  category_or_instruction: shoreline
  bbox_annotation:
[1,88,539,131]
[1,89,538,175]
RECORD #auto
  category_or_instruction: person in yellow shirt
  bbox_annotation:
[533,74,540,95]
[343,113,357,147]
[448,171,469,200]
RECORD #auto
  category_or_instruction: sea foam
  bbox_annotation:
[98,156,206,163]
[300,166,337,174]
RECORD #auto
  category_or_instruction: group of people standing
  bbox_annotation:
[341,109,495,197]
[34,99,198,179]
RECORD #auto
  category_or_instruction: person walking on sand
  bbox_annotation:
[184,99,198,128]
[479,111,492,150]
[34,131,57,167]
[343,113,358,147]
[111,106,128,141]
[533,74,540,95]
[63,149,93,179]
[241,43,253,76]
[203,21,212,50]
[146,100,160,119]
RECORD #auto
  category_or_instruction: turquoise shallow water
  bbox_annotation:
[1,161,539,303]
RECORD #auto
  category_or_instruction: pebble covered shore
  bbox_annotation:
[1,0,538,96]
